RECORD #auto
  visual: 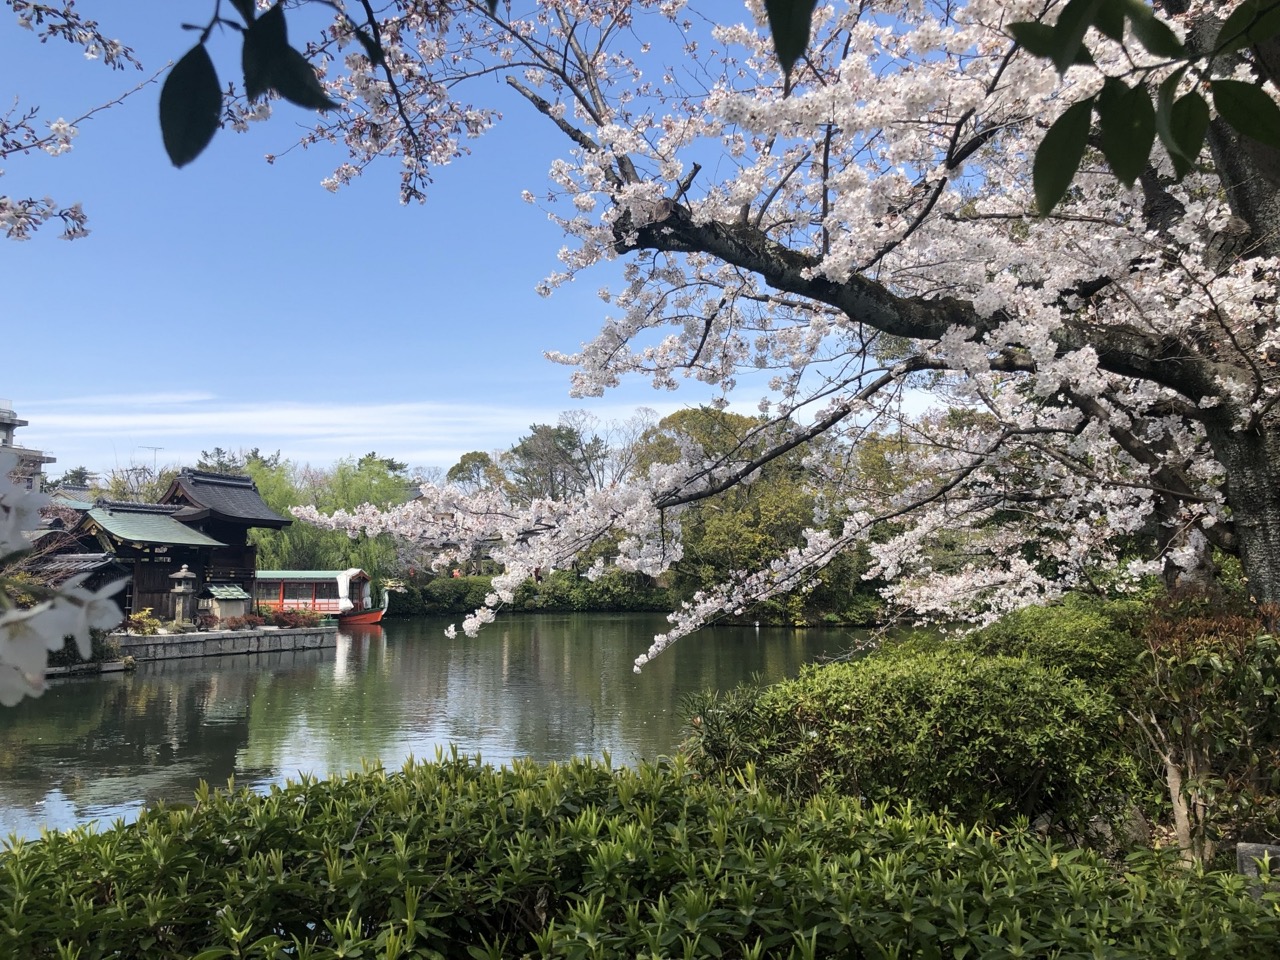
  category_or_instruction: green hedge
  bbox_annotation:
[46,628,120,667]
[389,570,672,617]
[961,594,1148,690]
[684,646,1134,829]
[2,756,1277,959]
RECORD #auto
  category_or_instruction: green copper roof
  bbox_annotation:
[205,584,252,600]
[87,503,226,548]
[52,496,96,511]
[256,570,370,580]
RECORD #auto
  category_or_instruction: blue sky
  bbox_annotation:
[3,3,715,479]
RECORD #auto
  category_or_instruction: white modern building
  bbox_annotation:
[0,398,55,491]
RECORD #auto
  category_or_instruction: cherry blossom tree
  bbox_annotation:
[2,2,151,239]
[11,1,1280,673]
[288,0,1280,670]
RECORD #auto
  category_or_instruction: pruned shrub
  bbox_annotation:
[2,756,1277,959]
[684,645,1134,830]
[962,592,1148,689]
[122,607,161,636]
[46,629,119,667]
[421,574,494,614]
[267,608,319,628]
[195,612,220,631]
[1129,596,1280,862]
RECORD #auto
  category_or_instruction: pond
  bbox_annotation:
[0,613,865,839]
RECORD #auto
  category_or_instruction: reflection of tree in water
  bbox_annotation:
[394,613,859,765]
[0,616,858,835]
[240,630,412,776]
[0,649,331,833]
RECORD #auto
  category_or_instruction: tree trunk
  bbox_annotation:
[1205,422,1280,609]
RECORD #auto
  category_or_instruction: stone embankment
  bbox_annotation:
[47,627,338,677]
[114,627,337,661]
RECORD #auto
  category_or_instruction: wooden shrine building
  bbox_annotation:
[72,501,226,616]
[159,469,292,594]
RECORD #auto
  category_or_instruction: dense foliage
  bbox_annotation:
[962,594,1150,691]
[683,646,1131,831]
[687,591,1280,863]
[4,755,1278,960]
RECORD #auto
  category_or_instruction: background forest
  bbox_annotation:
[50,405,895,626]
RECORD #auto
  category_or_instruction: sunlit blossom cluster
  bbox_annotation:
[0,452,124,706]
[290,1,1280,668]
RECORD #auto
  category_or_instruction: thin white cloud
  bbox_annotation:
[24,392,220,409]
[20,395,693,476]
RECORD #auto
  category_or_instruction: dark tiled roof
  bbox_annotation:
[86,501,226,547]
[27,552,129,588]
[161,470,291,528]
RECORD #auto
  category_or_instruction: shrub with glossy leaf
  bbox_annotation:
[2,755,1277,959]
[961,593,1148,690]
[684,646,1133,828]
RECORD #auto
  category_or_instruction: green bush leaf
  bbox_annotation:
[1168,91,1209,174]
[1092,4,1126,41]
[764,0,820,84]
[354,27,386,68]
[160,44,222,168]
[1098,78,1156,186]
[1212,79,1280,148]
[1010,21,1096,66]
[1034,97,1094,215]
[1216,0,1280,56]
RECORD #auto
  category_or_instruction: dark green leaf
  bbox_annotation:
[354,27,386,68]
[1212,79,1280,148]
[1034,97,1094,215]
[160,44,222,168]
[228,0,255,24]
[1007,22,1058,58]
[1010,21,1095,65]
[1097,78,1156,186]
[1216,0,1280,56]
[1120,0,1187,59]
[764,0,820,84]
[1156,70,1207,179]
[242,4,338,111]
[242,3,288,101]
[1172,94,1208,176]
[1093,5,1126,42]
[1051,0,1105,74]
[486,0,499,13]
[270,46,341,111]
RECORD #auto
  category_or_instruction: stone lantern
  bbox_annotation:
[169,564,198,624]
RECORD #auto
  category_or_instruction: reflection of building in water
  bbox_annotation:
[0,654,329,837]
[0,398,54,491]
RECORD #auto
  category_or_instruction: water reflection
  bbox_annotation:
[0,614,862,837]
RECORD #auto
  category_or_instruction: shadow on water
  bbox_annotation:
[0,613,865,837]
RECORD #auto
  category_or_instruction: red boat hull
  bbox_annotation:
[338,608,385,626]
